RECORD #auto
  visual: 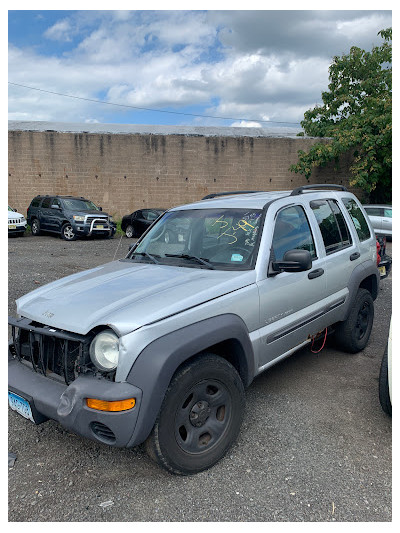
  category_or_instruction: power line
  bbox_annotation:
[8,82,302,126]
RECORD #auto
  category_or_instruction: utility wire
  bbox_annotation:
[8,81,302,126]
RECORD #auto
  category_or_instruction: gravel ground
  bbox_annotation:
[8,233,392,522]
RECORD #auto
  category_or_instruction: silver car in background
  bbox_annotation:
[363,205,392,239]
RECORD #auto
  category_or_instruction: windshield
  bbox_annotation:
[8,206,14,211]
[62,199,99,211]
[128,208,263,270]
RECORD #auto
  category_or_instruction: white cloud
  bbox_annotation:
[230,121,262,127]
[8,10,392,125]
[44,19,74,42]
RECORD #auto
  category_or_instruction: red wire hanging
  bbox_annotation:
[310,328,328,354]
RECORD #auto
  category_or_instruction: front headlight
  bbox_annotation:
[90,329,119,372]
[73,215,85,222]
[109,216,114,222]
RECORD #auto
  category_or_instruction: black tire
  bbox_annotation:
[334,288,374,353]
[125,224,134,238]
[61,223,77,241]
[145,353,245,475]
[31,218,41,236]
[379,347,391,416]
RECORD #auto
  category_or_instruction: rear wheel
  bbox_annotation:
[145,353,245,475]
[31,218,41,236]
[334,288,374,353]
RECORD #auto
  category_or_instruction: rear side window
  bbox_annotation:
[41,198,52,208]
[384,208,392,218]
[364,207,382,216]
[272,205,316,261]
[30,197,41,208]
[310,199,352,254]
[342,198,371,241]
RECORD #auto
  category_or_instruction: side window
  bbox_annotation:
[365,207,382,217]
[271,205,316,262]
[384,208,392,218]
[146,210,159,221]
[342,198,371,241]
[30,197,41,208]
[51,198,61,208]
[310,199,352,254]
[41,197,51,208]
[329,200,352,246]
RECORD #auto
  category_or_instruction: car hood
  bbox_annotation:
[8,211,24,219]
[65,209,110,217]
[16,260,255,336]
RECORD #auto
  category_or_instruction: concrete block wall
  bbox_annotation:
[8,129,356,218]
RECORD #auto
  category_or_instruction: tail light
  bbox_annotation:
[376,240,381,266]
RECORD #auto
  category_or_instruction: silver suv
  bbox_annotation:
[8,185,379,475]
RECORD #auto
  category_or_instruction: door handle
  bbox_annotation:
[308,268,324,279]
[350,252,360,261]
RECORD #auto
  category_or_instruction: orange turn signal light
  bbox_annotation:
[86,398,136,412]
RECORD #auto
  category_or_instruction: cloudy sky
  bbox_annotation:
[8,8,392,132]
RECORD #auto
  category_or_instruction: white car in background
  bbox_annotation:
[363,205,392,239]
[8,206,27,237]
[379,320,392,416]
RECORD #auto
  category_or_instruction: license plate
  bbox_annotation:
[95,225,104,229]
[8,391,35,422]
[8,224,16,230]
[379,265,386,277]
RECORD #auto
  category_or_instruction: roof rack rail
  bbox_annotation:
[290,184,348,196]
[202,190,265,200]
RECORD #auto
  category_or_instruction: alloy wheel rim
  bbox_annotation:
[63,225,75,240]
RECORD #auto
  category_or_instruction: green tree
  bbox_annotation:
[290,28,392,203]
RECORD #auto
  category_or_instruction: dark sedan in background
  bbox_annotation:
[121,208,166,238]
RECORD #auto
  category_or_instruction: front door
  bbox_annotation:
[256,203,327,369]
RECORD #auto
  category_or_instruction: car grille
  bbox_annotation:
[9,218,24,224]
[9,317,91,385]
[85,215,109,224]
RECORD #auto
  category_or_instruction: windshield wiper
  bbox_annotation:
[165,253,215,269]
[132,252,160,264]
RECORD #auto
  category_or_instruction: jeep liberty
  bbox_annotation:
[9,185,379,474]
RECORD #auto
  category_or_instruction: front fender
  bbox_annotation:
[125,313,254,447]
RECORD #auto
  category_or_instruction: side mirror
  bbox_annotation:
[270,249,312,274]
[98,206,103,211]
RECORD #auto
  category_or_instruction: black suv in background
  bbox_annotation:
[27,195,116,241]
[121,208,165,238]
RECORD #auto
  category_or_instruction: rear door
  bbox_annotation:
[308,198,361,320]
[38,197,52,230]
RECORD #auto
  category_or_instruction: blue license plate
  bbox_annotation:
[8,391,34,422]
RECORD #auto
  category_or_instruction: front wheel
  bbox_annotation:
[125,225,135,238]
[61,223,77,241]
[145,353,245,475]
[334,288,374,353]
